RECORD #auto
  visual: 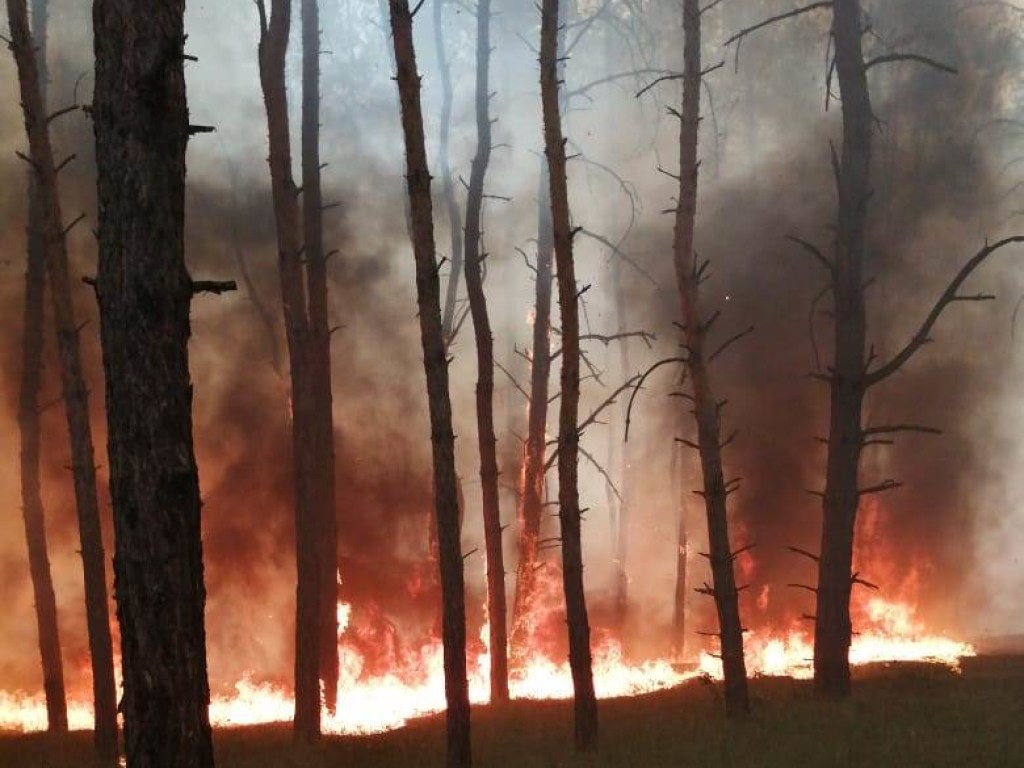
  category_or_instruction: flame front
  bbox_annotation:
[0,593,973,736]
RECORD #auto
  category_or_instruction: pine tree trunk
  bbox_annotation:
[814,0,872,699]
[256,0,322,741]
[10,0,119,752]
[301,0,340,716]
[510,169,554,657]
[92,0,215,763]
[388,2,471,765]
[673,0,749,716]
[611,264,630,629]
[671,438,688,660]
[540,0,597,750]
[462,0,508,705]
[9,0,67,737]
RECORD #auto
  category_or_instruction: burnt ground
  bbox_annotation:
[2,658,1023,767]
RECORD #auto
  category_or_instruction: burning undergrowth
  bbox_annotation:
[0,0,1020,734]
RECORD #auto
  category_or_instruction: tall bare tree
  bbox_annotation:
[671,0,749,716]
[388,0,472,765]
[93,0,219,762]
[540,0,598,750]
[728,0,1023,697]
[670,432,689,659]
[462,0,509,704]
[256,0,322,741]
[812,0,1022,697]
[8,0,118,753]
[301,0,340,715]
[8,0,66,738]
[510,171,554,655]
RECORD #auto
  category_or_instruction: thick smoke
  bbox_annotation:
[0,0,1022,701]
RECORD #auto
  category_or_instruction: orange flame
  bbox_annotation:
[0,592,972,736]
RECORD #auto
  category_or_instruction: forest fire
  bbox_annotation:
[0,589,973,736]
[5,0,1024,764]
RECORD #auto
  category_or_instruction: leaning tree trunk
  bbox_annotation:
[510,169,554,658]
[256,0,322,741]
[9,0,67,737]
[814,0,872,699]
[9,0,119,753]
[540,0,598,750]
[301,0,340,716]
[388,2,471,766]
[673,0,749,716]
[462,0,509,705]
[92,0,216,764]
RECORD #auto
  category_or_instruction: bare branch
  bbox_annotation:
[863,424,942,438]
[568,67,677,101]
[863,53,958,76]
[495,360,530,403]
[859,479,903,496]
[579,444,622,502]
[787,545,820,562]
[866,236,1024,385]
[786,234,835,275]
[624,357,688,442]
[787,583,818,593]
[708,325,754,363]
[576,227,657,285]
[723,2,832,49]
[191,279,238,296]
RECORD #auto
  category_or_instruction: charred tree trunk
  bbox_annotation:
[671,436,688,660]
[813,0,872,699]
[435,0,464,347]
[462,0,509,705]
[611,264,630,629]
[388,2,471,765]
[92,0,216,764]
[256,0,322,741]
[510,169,554,657]
[673,0,749,716]
[540,0,598,750]
[9,0,67,737]
[9,0,118,753]
[301,0,340,715]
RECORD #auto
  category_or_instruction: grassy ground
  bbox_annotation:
[3,662,1023,767]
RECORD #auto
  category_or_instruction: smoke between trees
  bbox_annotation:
[0,0,1022,699]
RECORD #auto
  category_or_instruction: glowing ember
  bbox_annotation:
[0,594,973,736]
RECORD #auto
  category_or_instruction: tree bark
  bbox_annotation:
[671,437,688,660]
[301,0,340,716]
[9,0,67,737]
[256,0,322,741]
[611,264,630,630]
[462,0,508,705]
[10,0,119,753]
[92,0,215,763]
[510,168,554,658]
[673,0,749,716]
[814,0,872,699]
[540,0,598,750]
[388,2,471,765]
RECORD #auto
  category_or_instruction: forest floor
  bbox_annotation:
[3,658,1023,767]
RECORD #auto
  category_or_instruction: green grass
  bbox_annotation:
[3,663,1023,767]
